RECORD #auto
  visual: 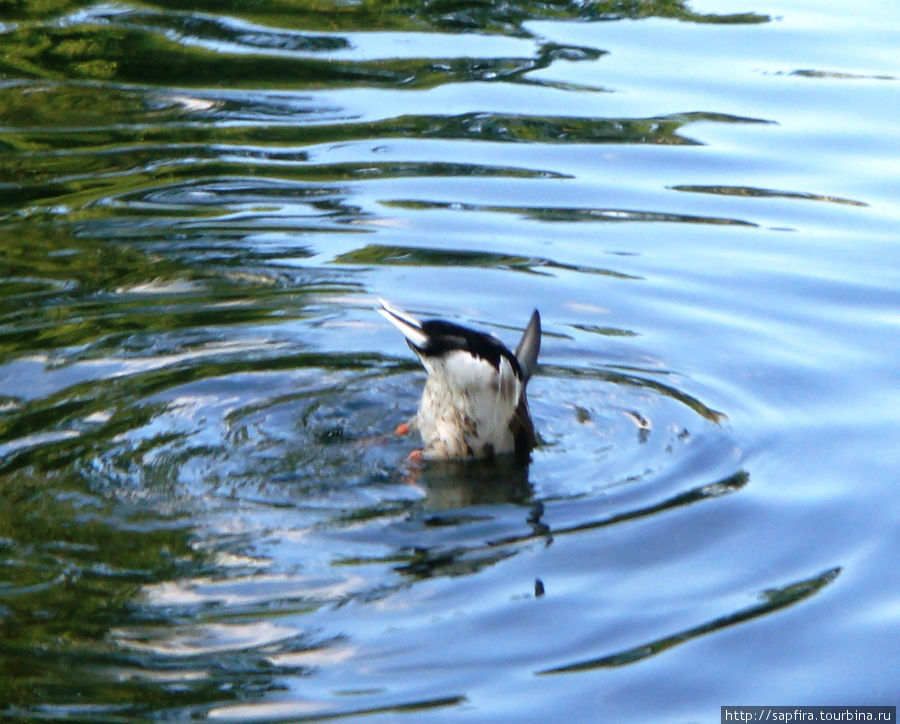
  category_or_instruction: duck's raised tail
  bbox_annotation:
[376,299,429,350]
[515,309,541,382]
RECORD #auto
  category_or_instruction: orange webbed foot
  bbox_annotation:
[395,422,411,436]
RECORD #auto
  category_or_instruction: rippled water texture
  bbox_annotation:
[1,0,898,720]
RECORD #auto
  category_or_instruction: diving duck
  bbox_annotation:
[377,299,541,463]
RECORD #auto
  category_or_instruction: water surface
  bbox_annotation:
[1,0,898,720]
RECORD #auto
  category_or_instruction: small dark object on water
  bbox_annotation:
[318,425,344,443]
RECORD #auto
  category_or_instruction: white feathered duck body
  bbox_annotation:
[378,299,541,463]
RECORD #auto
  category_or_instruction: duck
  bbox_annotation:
[377,299,541,463]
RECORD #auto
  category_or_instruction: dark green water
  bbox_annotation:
[1,0,898,720]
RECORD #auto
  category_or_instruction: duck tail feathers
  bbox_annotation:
[377,299,429,350]
[515,309,541,381]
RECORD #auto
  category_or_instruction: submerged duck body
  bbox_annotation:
[378,299,541,463]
